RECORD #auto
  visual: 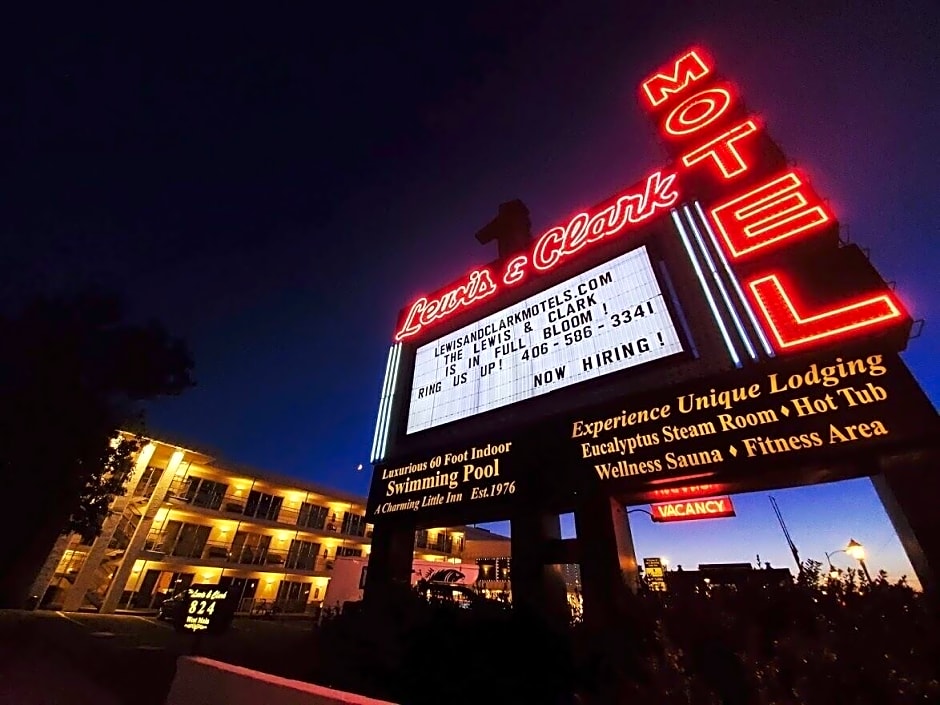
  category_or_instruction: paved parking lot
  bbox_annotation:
[0,610,317,705]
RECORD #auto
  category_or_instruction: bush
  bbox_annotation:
[304,571,939,704]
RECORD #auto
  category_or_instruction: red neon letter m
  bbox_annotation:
[641,48,712,110]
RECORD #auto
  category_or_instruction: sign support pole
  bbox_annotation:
[570,492,645,690]
[362,522,416,607]
[870,446,940,603]
[509,511,570,631]
[574,493,640,623]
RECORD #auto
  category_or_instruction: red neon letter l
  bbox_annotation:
[748,274,902,351]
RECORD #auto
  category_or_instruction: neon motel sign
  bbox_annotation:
[394,47,904,352]
[650,495,736,522]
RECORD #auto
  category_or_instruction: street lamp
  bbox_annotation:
[826,539,872,584]
[627,508,653,518]
[824,549,845,578]
[626,509,670,574]
[846,539,872,584]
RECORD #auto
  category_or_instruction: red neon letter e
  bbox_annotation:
[710,171,832,260]
[641,48,712,110]
[748,273,902,351]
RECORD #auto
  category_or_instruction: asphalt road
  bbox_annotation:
[0,610,317,705]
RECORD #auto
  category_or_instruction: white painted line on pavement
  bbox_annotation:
[133,615,172,629]
[55,611,87,627]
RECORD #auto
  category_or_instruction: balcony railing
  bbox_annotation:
[142,534,352,572]
[414,535,464,555]
[236,597,319,616]
[162,479,371,538]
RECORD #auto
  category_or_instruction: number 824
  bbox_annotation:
[188,599,217,616]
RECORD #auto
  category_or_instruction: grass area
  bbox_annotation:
[0,610,319,705]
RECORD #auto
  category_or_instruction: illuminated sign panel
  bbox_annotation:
[563,351,936,491]
[175,584,236,635]
[651,495,735,522]
[407,246,684,434]
[368,438,520,520]
[644,557,668,592]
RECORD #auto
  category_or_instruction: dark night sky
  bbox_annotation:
[3,1,938,579]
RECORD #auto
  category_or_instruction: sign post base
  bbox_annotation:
[871,447,940,601]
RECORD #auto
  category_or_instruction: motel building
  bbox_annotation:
[29,434,503,615]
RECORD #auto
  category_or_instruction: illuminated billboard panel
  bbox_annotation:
[407,246,684,434]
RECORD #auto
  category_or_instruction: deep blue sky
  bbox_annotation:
[3,2,937,583]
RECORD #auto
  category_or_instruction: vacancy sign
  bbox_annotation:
[650,495,736,522]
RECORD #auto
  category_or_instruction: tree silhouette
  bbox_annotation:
[0,288,194,607]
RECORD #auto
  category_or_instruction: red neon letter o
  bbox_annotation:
[663,87,732,137]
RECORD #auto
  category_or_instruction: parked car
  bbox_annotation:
[417,580,481,609]
[156,590,189,621]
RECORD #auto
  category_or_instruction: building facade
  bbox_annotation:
[31,435,478,615]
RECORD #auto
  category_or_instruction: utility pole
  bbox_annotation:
[770,496,802,575]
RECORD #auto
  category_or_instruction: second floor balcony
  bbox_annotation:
[142,530,364,573]
[415,532,464,555]
[162,477,371,539]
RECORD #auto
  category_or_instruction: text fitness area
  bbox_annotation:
[569,352,907,481]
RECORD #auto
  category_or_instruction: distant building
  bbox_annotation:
[662,562,793,593]
[29,434,499,615]
[460,529,581,601]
